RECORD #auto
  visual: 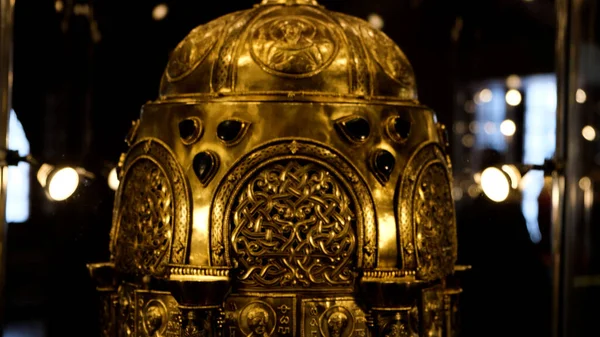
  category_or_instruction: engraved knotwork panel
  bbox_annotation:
[112,139,192,277]
[250,16,340,78]
[211,139,376,271]
[397,143,456,278]
[414,163,456,280]
[231,160,357,288]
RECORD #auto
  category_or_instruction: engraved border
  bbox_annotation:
[210,138,377,270]
[111,138,193,275]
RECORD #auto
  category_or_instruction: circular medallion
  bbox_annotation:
[239,301,277,337]
[359,25,415,87]
[319,306,355,337]
[250,16,339,78]
[143,299,169,336]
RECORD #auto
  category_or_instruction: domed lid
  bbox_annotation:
[159,0,417,102]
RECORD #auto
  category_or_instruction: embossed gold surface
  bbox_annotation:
[88,1,462,336]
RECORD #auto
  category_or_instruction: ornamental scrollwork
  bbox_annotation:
[211,139,377,275]
[112,139,192,277]
[396,142,457,279]
[231,160,357,288]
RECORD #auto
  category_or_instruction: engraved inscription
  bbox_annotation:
[231,160,357,288]
[250,16,339,78]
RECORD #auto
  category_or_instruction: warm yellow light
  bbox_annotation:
[501,164,521,189]
[108,168,120,191]
[480,167,510,202]
[582,125,596,141]
[506,75,521,89]
[579,176,592,191]
[461,134,475,148]
[48,167,79,201]
[576,89,587,104]
[478,89,493,103]
[367,13,384,30]
[505,89,522,106]
[152,4,169,21]
[500,119,517,136]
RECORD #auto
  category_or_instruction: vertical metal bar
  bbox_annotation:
[553,0,570,336]
[0,0,13,330]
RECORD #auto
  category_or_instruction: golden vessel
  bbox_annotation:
[88,1,461,336]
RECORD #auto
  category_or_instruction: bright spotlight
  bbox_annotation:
[506,74,521,89]
[505,89,522,106]
[582,125,596,141]
[500,119,517,136]
[108,167,120,191]
[480,167,510,202]
[47,167,80,201]
[367,13,384,30]
[576,89,587,104]
[152,4,169,21]
[477,89,493,104]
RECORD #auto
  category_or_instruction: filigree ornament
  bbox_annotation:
[117,285,136,337]
[359,25,415,87]
[231,161,357,288]
[414,163,456,280]
[211,139,377,272]
[397,143,457,276]
[115,159,172,275]
[250,16,339,78]
[112,139,192,277]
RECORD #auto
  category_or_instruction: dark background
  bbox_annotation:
[6,0,556,335]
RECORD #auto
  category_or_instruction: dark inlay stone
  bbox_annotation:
[338,117,370,142]
[393,117,412,139]
[217,120,244,142]
[193,152,217,185]
[179,119,198,141]
[374,150,395,182]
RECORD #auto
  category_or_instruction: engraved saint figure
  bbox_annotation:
[327,312,349,337]
[252,18,335,75]
[246,307,271,337]
[144,305,165,337]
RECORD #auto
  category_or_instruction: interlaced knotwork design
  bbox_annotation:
[414,163,456,280]
[231,160,357,288]
[115,159,173,276]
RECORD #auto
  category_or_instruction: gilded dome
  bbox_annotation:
[159,0,417,101]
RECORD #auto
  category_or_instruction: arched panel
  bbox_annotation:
[111,138,192,277]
